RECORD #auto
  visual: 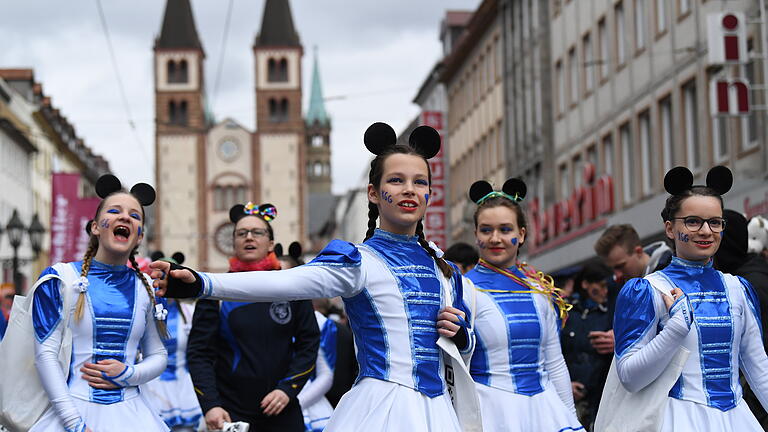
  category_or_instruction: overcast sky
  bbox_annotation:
[2,0,480,195]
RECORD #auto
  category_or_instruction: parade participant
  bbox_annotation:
[443,242,479,274]
[151,122,476,432]
[142,251,202,431]
[464,178,582,432]
[187,203,319,432]
[30,174,169,432]
[608,166,768,430]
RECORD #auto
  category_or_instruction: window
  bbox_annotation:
[556,60,565,114]
[569,46,578,105]
[682,80,700,169]
[269,98,289,123]
[167,60,189,84]
[280,98,289,121]
[620,123,634,203]
[311,135,324,147]
[167,61,176,83]
[615,2,627,66]
[639,110,654,195]
[583,32,594,93]
[655,0,667,34]
[268,58,288,82]
[659,96,674,172]
[268,58,277,81]
[169,100,188,126]
[678,0,691,17]
[743,41,759,150]
[635,0,647,51]
[573,154,583,189]
[559,163,570,199]
[178,60,188,83]
[587,144,598,173]
[598,18,609,80]
[713,116,729,163]
[603,134,614,176]
[313,162,323,177]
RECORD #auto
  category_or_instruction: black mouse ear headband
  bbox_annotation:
[229,202,278,224]
[663,165,733,196]
[288,241,302,260]
[468,177,527,205]
[363,122,441,159]
[95,174,156,206]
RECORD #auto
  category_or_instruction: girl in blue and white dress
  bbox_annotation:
[142,298,201,431]
[150,123,477,432]
[30,175,169,432]
[464,179,582,432]
[297,310,336,432]
[611,166,768,431]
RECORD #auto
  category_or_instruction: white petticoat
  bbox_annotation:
[323,378,462,432]
[476,383,584,432]
[303,396,333,432]
[142,374,203,429]
[661,397,763,431]
[30,392,169,432]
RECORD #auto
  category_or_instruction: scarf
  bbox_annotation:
[228,252,281,272]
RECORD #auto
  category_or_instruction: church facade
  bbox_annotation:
[153,0,331,271]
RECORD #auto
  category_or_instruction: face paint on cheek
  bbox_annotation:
[138,226,142,236]
[381,191,393,204]
[99,219,109,229]
[511,238,518,246]
[425,194,430,204]
[677,232,690,243]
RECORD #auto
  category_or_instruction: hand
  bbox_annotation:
[261,389,290,416]
[436,306,466,338]
[571,381,586,401]
[205,407,231,430]
[85,428,93,432]
[149,260,195,296]
[662,288,685,311]
[80,359,127,389]
[588,330,615,355]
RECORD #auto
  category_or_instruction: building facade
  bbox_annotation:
[154,0,319,271]
[528,0,768,272]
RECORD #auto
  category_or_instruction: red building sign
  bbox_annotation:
[421,111,447,249]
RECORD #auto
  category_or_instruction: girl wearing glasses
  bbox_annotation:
[186,203,319,432]
[608,166,768,431]
[464,178,581,432]
[150,123,475,432]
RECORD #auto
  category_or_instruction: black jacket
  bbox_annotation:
[187,298,319,418]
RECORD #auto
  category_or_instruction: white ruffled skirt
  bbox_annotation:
[323,378,462,432]
[661,397,762,431]
[30,392,169,432]
[476,383,584,432]
[141,374,203,429]
[302,396,333,432]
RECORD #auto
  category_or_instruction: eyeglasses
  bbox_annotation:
[235,228,268,238]
[671,216,726,233]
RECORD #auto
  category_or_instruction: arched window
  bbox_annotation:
[269,98,279,122]
[280,98,289,122]
[168,100,177,124]
[178,100,188,125]
[313,162,322,177]
[311,135,324,147]
[178,60,189,83]
[277,58,288,82]
[268,58,278,82]
[167,60,177,83]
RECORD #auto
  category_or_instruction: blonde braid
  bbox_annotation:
[129,251,169,339]
[75,237,98,321]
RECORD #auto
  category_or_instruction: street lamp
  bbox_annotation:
[6,209,25,295]
[28,213,45,258]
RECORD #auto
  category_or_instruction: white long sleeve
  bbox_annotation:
[109,310,167,387]
[738,279,768,410]
[297,346,334,408]
[34,311,83,431]
[537,295,576,412]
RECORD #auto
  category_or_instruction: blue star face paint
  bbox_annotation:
[99,219,110,229]
[511,237,518,246]
[677,232,690,243]
[425,193,430,204]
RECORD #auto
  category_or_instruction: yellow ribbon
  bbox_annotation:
[477,259,573,328]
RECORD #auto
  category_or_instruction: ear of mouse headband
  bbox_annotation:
[171,252,185,265]
[408,125,441,159]
[663,166,694,196]
[130,183,156,206]
[364,122,397,156]
[230,202,278,224]
[706,165,733,195]
[273,243,284,257]
[502,178,527,202]
[469,181,494,204]
[470,178,527,205]
[288,241,302,260]
[95,174,155,206]
[150,251,164,262]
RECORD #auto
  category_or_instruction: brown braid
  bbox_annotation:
[415,220,453,278]
[129,251,168,339]
[74,236,99,321]
[363,202,379,242]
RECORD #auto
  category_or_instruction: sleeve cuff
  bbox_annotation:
[669,296,693,330]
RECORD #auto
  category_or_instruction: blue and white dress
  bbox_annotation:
[142,300,202,429]
[191,229,474,431]
[298,311,336,432]
[30,261,169,432]
[465,265,582,432]
[614,257,768,431]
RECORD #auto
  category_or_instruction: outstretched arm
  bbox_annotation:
[152,240,364,302]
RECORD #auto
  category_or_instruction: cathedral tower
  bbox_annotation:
[153,0,208,268]
[305,48,332,195]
